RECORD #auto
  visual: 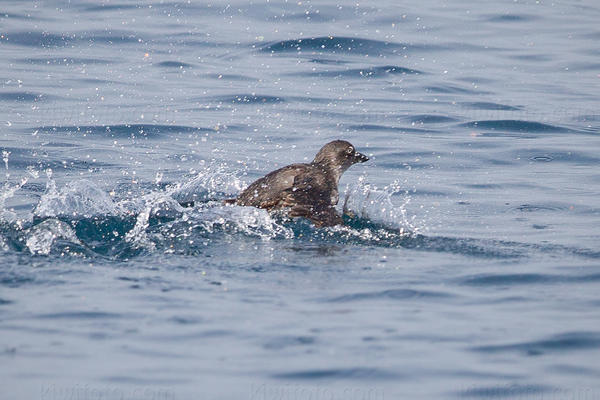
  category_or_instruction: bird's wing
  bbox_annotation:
[288,204,343,227]
[235,164,310,208]
[280,173,343,227]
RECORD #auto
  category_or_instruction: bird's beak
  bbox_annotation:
[354,151,369,163]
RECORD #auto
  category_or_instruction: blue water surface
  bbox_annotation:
[1,1,600,399]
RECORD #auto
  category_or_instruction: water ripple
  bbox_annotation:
[3,31,74,47]
[347,124,438,134]
[155,61,193,68]
[260,36,419,56]
[209,94,284,104]
[265,11,335,23]
[460,102,522,111]
[425,84,482,94]
[296,65,423,78]
[263,335,316,350]
[0,274,35,288]
[472,332,600,355]
[461,120,574,133]
[83,4,141,12]
[3,30,143,48]
[486,14,537,23]
[35,311,124,320]
[272,367,400,381]
[34,124,214,137]
[326,288,454,303]
[404,114,458,124]
[459,273,600,286]
[18,57,115,65]
[510,204,566,213]
[0,92,47,102]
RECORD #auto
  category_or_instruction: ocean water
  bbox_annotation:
[1,0,600,399]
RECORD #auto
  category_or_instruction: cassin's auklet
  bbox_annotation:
[227,140,369,227]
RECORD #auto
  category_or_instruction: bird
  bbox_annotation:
[226,140,368,226]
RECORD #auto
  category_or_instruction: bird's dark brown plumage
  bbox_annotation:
[230,140,368,226]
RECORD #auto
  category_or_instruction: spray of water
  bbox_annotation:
[341,176,420,235]
[1,157,421,256]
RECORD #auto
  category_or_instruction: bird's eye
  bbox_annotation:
[346,147,354,154]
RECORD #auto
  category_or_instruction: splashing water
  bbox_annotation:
[123,192,186,252]
[124,205,155,252]
[2,150,10,171]
[169,162,246,205]
[25,219,82,255]
[34,177,119,219]
[1,177,29,223]
[341,177,420,235]
[0,161,421,258]
[187,203,293,240]
[1,150,30,227]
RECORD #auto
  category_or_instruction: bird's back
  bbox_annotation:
[234,162,343,226]
[235,163,312,209]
